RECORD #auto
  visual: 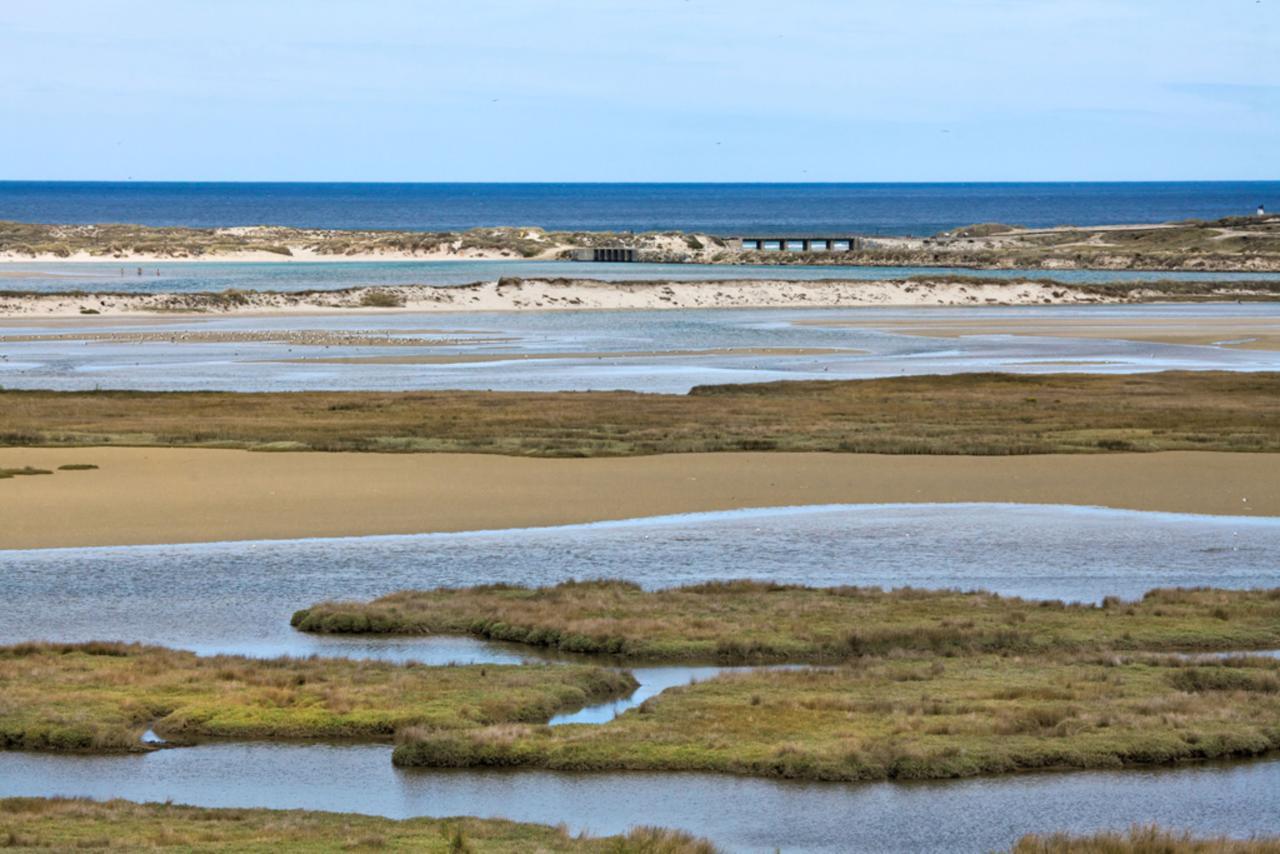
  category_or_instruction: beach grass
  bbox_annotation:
[292,582,1280,662]
[391,652,1280,782]
[0,642,635,753]
[2,371,1279,457]
[0,798,718,853]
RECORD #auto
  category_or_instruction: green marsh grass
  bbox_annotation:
[3,372,1280,456]
[292,582,1280,662]
[0,798,719,853]
[1008,824,1280,853]
[0,642,635,753]
[391,652,1280,782]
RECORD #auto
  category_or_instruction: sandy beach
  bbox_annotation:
[2,448,1275,549]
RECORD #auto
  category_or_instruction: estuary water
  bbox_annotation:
[4,504,1278,654]
[2,746,1277,854]
[6,259,1280,294]
[3,180,1276,234]
[4,303,1279,393]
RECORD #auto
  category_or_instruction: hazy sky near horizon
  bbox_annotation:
[1,0,1276,182]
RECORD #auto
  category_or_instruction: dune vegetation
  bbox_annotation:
[292,582,1280,662]
[3,215,1279,271]
[3,371,1279,457]
[0,798,717,853]
[0,642,634,753]
[391,652,1280,782]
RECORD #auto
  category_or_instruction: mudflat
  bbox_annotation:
[1,448,1275,549]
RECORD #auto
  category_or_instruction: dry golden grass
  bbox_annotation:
[0,642,635,752]
[293,582,1280,662]
[3,372,1279,457]
[0,798,718,853]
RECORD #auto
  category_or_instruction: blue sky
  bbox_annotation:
[1,0,1275,181]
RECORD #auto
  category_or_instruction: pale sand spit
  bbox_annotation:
[0,278,1118,319]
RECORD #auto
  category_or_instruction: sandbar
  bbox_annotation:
[797,315,1280,351]
[1,448,1274,550]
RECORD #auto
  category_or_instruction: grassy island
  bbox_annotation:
[0,798,716,853]
[293,582,1280,662]
[3,372,1279,457]
[391,652,1280,782]
[0,643,634,753]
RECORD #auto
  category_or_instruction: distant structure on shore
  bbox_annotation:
[730,236,865,252]
[1260,204,1267,217]
[571,247,639,262]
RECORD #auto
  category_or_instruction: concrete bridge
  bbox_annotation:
[732,236,864,252]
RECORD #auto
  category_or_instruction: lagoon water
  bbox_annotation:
[3,743,1278,853]
[4,504,1279,655]
[4,304,1280,393]
[7,259,1280,294]
[3,180,1277,234]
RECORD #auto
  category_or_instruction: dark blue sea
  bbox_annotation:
[1,181,1276,235]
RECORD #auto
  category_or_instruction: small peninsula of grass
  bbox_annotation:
[0,642,634,753]
[292,582,1280,662]
[392,653,1280,782]
[3,371,1279,457]
[0,798,717,853]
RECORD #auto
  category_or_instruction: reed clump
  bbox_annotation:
[0,642,635,753]
[292,582,1280,663]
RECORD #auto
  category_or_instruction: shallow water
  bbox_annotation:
[6,259,1280,294]
[4,303,1279,392]
[2,743,1277,853]
[3,504,1278,656]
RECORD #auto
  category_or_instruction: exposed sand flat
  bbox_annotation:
[797,315,1280,351]
[0,330,510,347]
[0,278,1118,319]
[1,448,1274,550]
[278,347,863,366]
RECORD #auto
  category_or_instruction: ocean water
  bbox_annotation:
[2,181,1277,234]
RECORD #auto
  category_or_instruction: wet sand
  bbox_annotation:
[797,316,1280,351]
[1,448,1274,550]
[278,347,863,366]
